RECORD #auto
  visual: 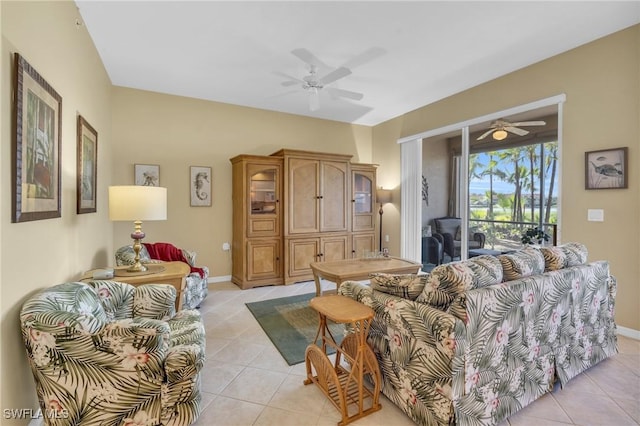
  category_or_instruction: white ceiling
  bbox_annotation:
[75,1,640,126]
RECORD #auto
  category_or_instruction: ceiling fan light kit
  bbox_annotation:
[477,119,547,141]
[492,129,508,140]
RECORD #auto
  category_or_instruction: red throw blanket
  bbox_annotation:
[143,242,205,278]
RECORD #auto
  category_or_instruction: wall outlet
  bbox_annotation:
[385,234,389,242]
[222,242,230,251]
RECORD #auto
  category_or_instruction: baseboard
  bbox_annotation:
[617,325,640,340]
[208,275,232,284]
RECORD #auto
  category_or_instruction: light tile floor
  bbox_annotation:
[195,280,640,426]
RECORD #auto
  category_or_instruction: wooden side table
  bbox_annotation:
[80,261,190,310]
[304,295,381,425]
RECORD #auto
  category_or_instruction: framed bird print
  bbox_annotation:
[585,147,627,190]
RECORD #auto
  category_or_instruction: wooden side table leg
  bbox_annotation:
[313,272,323,297]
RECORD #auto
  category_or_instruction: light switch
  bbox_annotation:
[587,209,604,222]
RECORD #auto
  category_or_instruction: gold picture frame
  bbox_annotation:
[12,53,62,222]
[77,115,98,214]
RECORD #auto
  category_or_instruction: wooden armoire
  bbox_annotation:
[230,149,377,289]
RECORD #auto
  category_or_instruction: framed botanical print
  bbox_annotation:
[190,166,212,207]
[134,164,160,186]
[77,115,98,214]
[585,147,628,190]
[12,53,62,222]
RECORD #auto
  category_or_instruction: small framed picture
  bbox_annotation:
[135,164,160,186]
[77,115,98,214]
[585,147,627,190]
[190,166,212,207]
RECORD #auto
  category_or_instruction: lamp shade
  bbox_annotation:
[109,186,167,221]
[376,189,392,205]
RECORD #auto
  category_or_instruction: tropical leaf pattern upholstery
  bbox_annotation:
[115,244,209,309]
[20,281,205,426]
[339,244,617,426]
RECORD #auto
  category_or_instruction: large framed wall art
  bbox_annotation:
[77,115,98,214]
[12,53,62,223]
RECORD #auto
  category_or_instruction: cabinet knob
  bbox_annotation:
[352,199,355,203]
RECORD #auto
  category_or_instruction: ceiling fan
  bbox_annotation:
[275,48,364,111]
[477,119,547,141]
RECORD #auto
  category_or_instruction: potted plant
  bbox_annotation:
[521,226,550,245]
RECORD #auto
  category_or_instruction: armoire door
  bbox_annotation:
[288,158,319,234]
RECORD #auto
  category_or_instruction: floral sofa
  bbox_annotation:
[115,243,209,310]
[338,243,617,426]
[20,280,205,426]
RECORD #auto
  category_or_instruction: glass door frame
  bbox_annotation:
[398,94,566,262]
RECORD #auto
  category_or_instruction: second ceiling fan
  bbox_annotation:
[477,119,547,141]
[276,48,364,111]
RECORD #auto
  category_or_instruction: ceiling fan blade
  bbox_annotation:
[318,67,352,86]
[273,71,303,87]
[326,87,363,101]
[291,48,327,68]
[505,126,529,136]
[477,129,495,140]
[509,120,546,127]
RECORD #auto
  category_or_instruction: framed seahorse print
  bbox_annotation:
[190,166,212,206]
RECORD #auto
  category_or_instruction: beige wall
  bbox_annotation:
[111,88,373,277]
[1,0,113,418]
[422,137,450,227]
[373,25,640,332]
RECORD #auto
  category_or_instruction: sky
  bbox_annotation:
[469,150,558,197]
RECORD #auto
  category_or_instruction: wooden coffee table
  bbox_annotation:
[81,261,190,310]
[310,256,422,296]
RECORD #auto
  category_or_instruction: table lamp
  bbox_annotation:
[376,188,392,252]
[109,185,167,272]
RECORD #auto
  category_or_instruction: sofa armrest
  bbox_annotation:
[472,232,486,248]
[165,309,206,382]
[434,232,455,258]
[22,315,170,381]
[134,284,177,320]
[339,280,460,426]
[339,281,458,357]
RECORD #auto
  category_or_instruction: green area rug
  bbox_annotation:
[245,293,344,365]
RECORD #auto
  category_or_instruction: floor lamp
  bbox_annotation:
[376,189,392,252]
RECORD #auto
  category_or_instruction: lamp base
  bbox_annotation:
[126,263,148,273]
[129,222,147,273]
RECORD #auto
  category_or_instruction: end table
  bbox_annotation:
[304,295,381,425]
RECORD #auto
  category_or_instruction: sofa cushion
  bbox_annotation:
[539,246,566,271]
[559,242,588,266]
[370,273,427,300]
[436,218,460,236]
[539,242,588,271]
[416,255,503,311]
[498,247,545,281]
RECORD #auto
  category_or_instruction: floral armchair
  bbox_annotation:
[20,280,205,426]
[115,243,209,309]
